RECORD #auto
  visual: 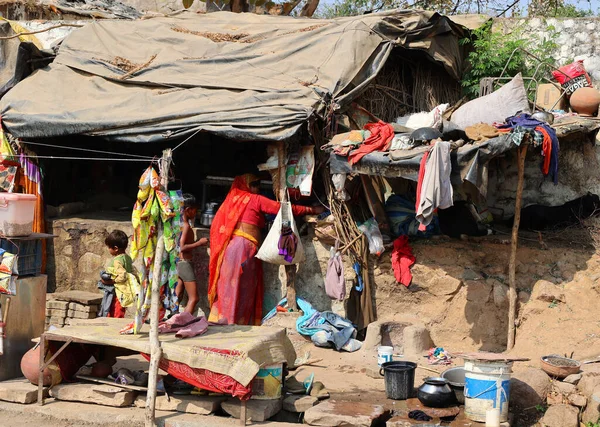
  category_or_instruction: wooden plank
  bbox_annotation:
[76,375,149,392]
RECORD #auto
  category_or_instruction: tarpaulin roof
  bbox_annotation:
[0,10,468,143]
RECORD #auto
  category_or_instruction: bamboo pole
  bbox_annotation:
[507,144,527,351]
[145,149,172,427]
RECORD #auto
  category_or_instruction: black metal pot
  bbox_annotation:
[417,377,456,408]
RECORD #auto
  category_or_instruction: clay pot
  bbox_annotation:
[570,87,600,116]
[21,346,53,386]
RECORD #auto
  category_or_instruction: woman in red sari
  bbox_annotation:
[208,174,323,325]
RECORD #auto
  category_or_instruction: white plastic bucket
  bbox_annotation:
[0,193,36,237]
[377,346,394,366]
[464,359,512,423]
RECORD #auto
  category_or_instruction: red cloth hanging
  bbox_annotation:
[536,126,553,176]
[391,235,415,287]
[348,121,394,165]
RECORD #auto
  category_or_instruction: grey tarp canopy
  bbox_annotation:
[0,10,468,143]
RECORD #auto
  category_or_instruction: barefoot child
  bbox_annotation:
[175,194,208,314]
[98,230,138,318]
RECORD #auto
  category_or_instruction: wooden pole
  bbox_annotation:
[277,142,298,312]
[145,149,172,427]
[507,144,527,351]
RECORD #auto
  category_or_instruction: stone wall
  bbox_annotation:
[495,17,600,82]
[45,215,338,318]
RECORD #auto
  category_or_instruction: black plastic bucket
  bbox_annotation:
[379,361,417,400]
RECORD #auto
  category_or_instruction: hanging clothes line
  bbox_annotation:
[15,155,157,162]
[19,141,155,159]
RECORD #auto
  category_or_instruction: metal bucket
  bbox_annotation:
[442,367,466,404]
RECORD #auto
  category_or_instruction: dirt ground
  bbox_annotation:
[0,411,89,427]
[369,226,600,361]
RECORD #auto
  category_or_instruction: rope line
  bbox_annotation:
[19,140,155,159]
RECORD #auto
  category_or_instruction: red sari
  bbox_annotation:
[208,175,262,325]
[208,175,312,325]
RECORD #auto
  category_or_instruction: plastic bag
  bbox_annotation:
[358,218,384,256]
[552,61,592,96]
[0,252,16,275]
[286,146,315,196]
[325,241,345,301]
[332,174,349,201]
[256,197,305,265]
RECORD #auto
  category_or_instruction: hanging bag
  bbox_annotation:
[256,192,305,265]
[325,240,345,301]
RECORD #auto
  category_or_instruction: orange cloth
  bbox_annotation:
[208,174,257,308]
[536,126,553,175]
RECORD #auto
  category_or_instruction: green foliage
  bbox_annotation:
[460,21,558,99]
[535,404,546,413]
[586,421,600,427]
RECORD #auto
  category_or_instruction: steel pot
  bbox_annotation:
[532,111,554,125]
[417,377,455,408]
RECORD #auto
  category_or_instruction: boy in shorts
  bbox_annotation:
[175,194,208,314]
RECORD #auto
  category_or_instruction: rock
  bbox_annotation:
[567,393,587,408]
[546,392,563,406]
[282,395,318,413]
[0,379,48,404]
[578,373,600,398]
[221,398,282,422]
[465,281,492,303]
[46,308,67,316]
[77,252,104,276]
[67,309,97,319]
[403,325,434,357]
[47,300,69,310]
[387,416,412,427]
[553,381,576,395]
[57,202,86,217]
[531,280,565,303]
[462,268,482,281]
[510,368,551,410]
[540,404,578,427]
[363,321,409,352]
[364,366,384,380]
[563,373,582,385]
[492,281,509,307]
[429,275,463,296]
[582,391,600,424]
[69,303,99,313]
[134,394,225,414]
[518,291,530,304]
[49,383,136,407]
[51,291,103,305]
[304,400,389,427]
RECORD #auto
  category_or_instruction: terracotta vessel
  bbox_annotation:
[570,87,600,116]
[21,346,53,386]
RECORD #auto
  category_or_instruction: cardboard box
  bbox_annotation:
[536,83,567,111]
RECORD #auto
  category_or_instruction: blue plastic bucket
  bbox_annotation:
[463,359,512,422]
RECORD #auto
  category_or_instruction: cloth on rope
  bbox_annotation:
[415,141,453,230]
[391,236,415,287]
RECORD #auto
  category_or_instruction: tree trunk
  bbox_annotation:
[300,0,320,16]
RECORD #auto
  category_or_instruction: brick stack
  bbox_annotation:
[46,300,69,328]
[45,291,102,329]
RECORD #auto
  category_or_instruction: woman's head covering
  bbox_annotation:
[208,174,258,307]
